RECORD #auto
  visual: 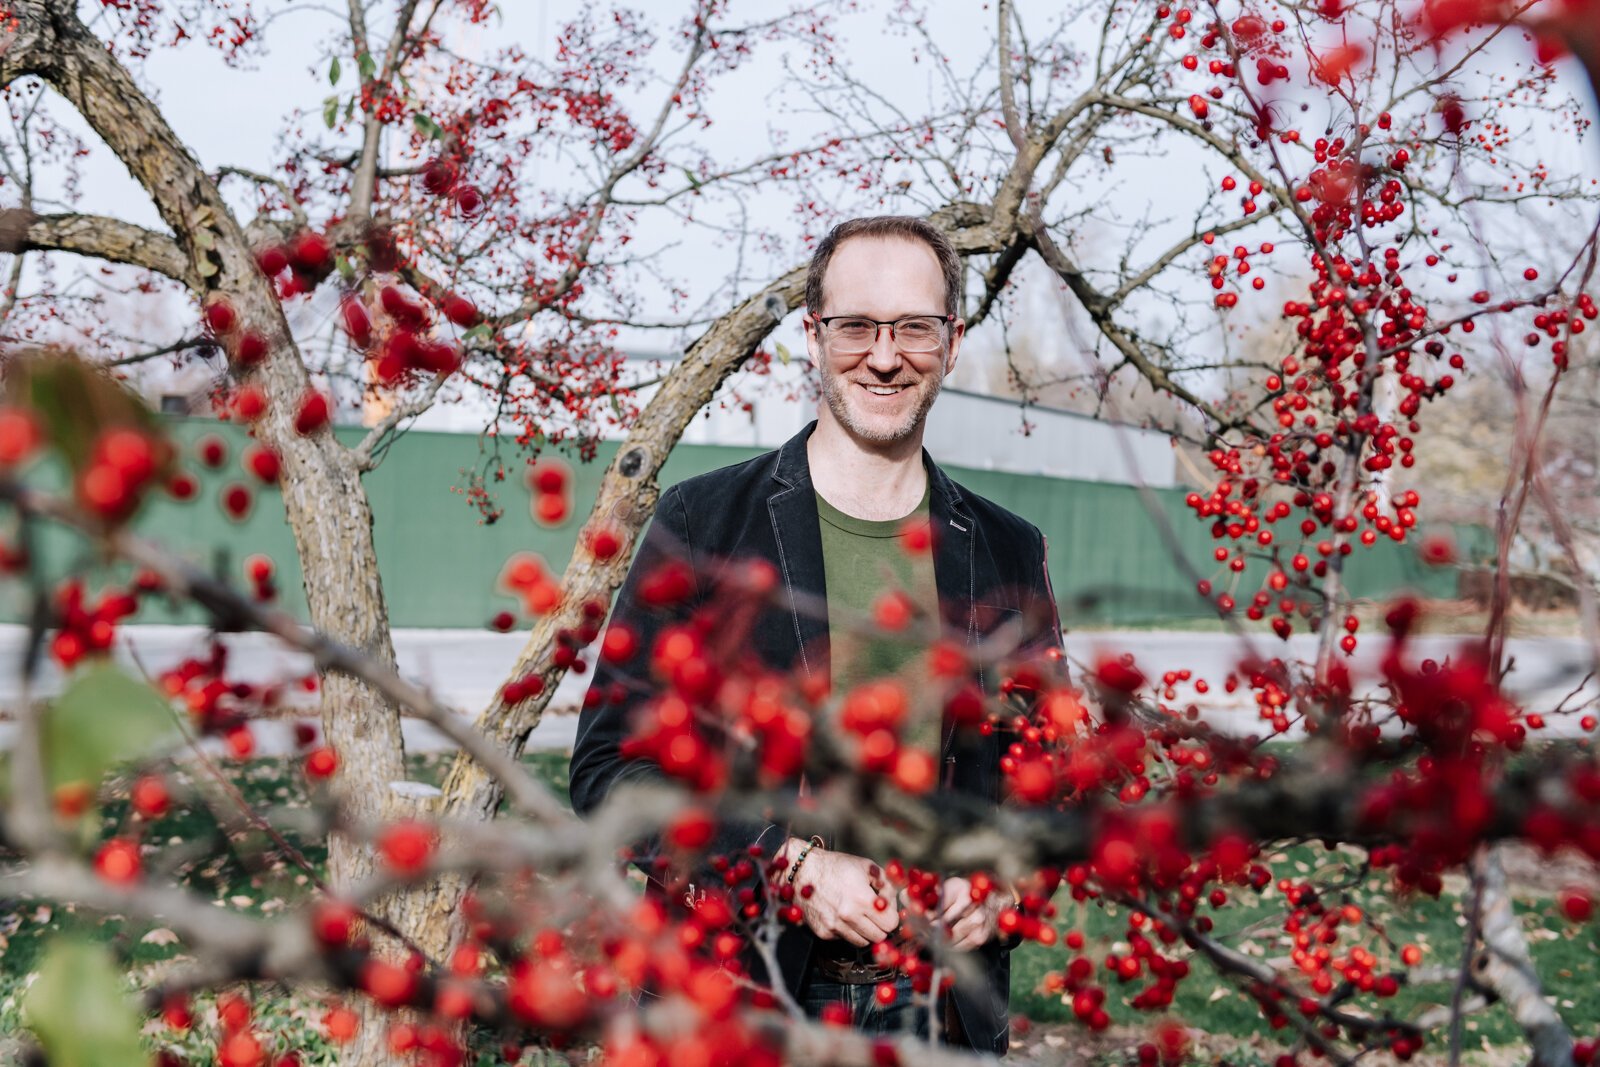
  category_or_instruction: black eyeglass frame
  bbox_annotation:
[810,313,957,351]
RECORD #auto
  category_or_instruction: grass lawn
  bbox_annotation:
[2,749,1594,1063]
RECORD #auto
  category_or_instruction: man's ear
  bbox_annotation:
[802,311,824,367]
[943,318,966,377]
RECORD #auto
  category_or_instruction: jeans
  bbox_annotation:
[800,972,938,1041]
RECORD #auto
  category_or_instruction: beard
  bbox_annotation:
[818,356,946,445]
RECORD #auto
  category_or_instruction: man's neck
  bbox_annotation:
[806,414,929,521]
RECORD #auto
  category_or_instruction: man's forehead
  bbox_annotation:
[821,236,944,309]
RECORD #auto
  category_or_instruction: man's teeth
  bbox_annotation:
[864,385,904,395]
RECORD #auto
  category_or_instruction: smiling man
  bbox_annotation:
[570,216,1062,1052]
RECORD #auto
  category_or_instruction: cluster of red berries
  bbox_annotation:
[255,230,333,300]
[48,578,140,667]
[77,427,169,524]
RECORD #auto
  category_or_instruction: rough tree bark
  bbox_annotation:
[0,0,408,922]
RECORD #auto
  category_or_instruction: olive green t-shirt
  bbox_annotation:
[815,483,942,754]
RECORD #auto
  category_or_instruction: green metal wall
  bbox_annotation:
[1,417,1476,630]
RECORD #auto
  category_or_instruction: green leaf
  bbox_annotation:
[461,323,493,344]
[198,259,219,278]
[412,113,442,140]
[323,94,339,129]
[44,664,177,800]
[329,56,341,85]
[24,939,151,1067]
[357,51,377,82]
[774,341,791,366]
[192,229,215,250]
[682,167,703,190]
[335,254,355,283]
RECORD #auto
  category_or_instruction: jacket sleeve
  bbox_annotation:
[568,484,784,876]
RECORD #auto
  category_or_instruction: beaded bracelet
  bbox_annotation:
[786,835,826,886]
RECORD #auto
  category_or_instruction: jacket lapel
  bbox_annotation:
[926,453,976,641]
[767,425,829,682]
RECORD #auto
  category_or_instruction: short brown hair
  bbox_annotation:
[804,216,962,319]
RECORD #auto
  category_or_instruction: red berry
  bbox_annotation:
[322,1004,359,1044]
[256,245,289,276]
[232,385,268,422]
[289,231,331,273]
[130,775,171,818]
[340,297,373,348]
[0,408,40,465]
[220,483,254,521]
[534,492,569,525]
[455,185,483,215]
[166,470,199,501]
[1560,888,1593,923]
[530,461,568,495]
[244,444,281,484]
[589,528,622,561]
[441,294,479,327]
[233,331,268,367]
[218,1031,263,1067]
[304,747,339,779]
[197,434,229,468]
[294,391,331,435]
[94,838,142,885]
[421,158,458,196]
[203,299,238,335]
[311,899,358,945]
[378,820,437,874]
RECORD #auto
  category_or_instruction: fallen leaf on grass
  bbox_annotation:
[141,928,179,946]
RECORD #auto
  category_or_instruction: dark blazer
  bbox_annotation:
[570,421,1062,1054]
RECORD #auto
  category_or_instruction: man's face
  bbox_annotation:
[805,236,964,447]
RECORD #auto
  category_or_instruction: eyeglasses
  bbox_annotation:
[814,314,953,354]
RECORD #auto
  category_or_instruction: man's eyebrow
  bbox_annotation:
[823,310,945,318]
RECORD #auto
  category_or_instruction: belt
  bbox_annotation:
[810,944,899,985]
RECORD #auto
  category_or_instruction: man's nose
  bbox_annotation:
[864,324,904,374]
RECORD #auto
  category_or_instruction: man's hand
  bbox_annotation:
[786,842,899,947]
[915,875,1007,951]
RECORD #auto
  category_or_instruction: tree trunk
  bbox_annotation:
[1,7,410,1059]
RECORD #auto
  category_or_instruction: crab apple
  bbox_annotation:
[162,995,194,1031]
[892,747,937,793]
[322,1004,359,1044]
[421,158,458,196]
[534,492,570,525]
[340,296,373,348]
[454,184,484,216]
[130,774,171,818]
[589,527,622,561]
[244,444,281,484]
[197,434,229,468]
[362,959,419,1008]
[666,807,716,850]
[899,519,932,554]
[293,390,331,435]
[256,245,289,276]
[94,837,142,885]
[311,899,358,945]
[166,469,199,501]
[289,231,331,273]
[379,819,437,874]
[203,298,237,335]
[0,408,40,466]
[225,724,255,759]
[220,482,254,521]
[489,610,516,632]
[529,460,569,495]
[305,747,339,780]
[1560,888,1594,923]
[233,331,268,367]
[601,623,639,664]
[1188,95,1209,119]
[218,1032,264,1067]
[441,293,479,327]
[232,385,268,421]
